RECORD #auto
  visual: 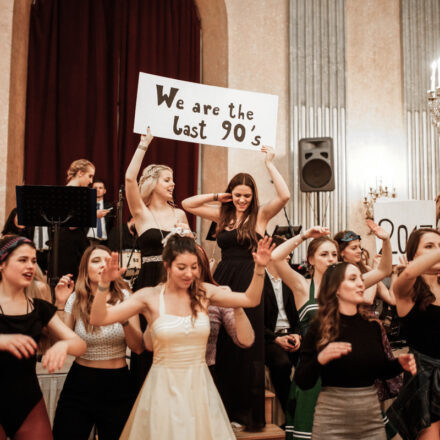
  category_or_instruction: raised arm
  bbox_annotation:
[393,248,440,301]
[258,146,290,223]
[182,193,230,222]
[207,236,275,308]
[362,220,392,289]
[90,253,148,326]
[120,297,144,355]
[125,127,154,219]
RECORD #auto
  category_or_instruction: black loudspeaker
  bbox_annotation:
[299,137,335,192]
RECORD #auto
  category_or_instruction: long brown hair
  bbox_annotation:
[216,173,259,250]
[334,230,368,273]
[195,244,218,285]
[72,245,128,332]
[405,228,440,310]
[315,262,349,349]
[306,237,339,276]
[161,235,206,321]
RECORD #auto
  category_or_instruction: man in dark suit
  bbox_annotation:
[264,236,301,413]
[87,178,114,246]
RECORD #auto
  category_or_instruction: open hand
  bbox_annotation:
[398,353,417,375]
[218,193,232,203]
[100,252,126,285]
[305,226,330,239]
[366,219,389,241]
[0,333,37,359]
[42,341,68,373]
[317,342,352,365]
[252,236,275,268]
[261,145,275,163]
[55,274,74,308]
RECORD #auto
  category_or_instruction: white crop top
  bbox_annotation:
[65,290,130,361]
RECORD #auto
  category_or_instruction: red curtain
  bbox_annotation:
[25,0,200,226]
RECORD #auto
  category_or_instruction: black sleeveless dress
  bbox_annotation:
[130,228,169,392]
[213,229,265,430]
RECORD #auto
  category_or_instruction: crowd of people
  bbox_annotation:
[1,127,439,440]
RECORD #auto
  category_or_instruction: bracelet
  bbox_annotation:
[138,142,148,151]
[57,308,64,312]
[213,193,219,201]
[300,233,307,241]
[254,271,265,277]
[97,283,110,292]
[121,321,130,327]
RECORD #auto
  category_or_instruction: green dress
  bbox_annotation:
[285,280,320,440]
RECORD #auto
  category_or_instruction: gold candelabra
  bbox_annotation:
[363,183,397,220]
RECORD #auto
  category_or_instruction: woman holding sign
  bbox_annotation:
[125,127,190,391]
[182,147,289,430]
[387,228,440,440]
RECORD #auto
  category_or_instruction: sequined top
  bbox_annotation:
[65,290,130,361]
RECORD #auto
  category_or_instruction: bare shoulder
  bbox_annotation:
[133,285,162,305]
[175,208,188,222]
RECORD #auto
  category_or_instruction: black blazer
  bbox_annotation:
[263,274,300,343]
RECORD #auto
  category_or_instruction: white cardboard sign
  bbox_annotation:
[133,73,278,150]
[373,200,436,263]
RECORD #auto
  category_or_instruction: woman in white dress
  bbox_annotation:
[90,231,274,440]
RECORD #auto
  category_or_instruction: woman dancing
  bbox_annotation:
[295,261,416,440]
[52,245,144,440]
[387,228,440,440]
[0,235,86,440]
[182,146,289,430]
[271,220,393,440]
[90,233,274,439]
[125,127,189,390]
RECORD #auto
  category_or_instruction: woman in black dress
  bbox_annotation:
[0,235,86,440]
[125,127,189,390]
[387,228,440,440]
[182,146,289,430]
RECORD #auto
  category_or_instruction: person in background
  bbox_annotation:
[263,235,301,415]
[87,179,114,246]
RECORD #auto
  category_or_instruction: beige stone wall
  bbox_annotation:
[345,0,405,253]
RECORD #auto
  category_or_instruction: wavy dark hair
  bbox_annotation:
[216,173,259,250]
[161,235,206,321]
[405,228,440,310]
[73,245,129,332]
[315,262,349,349]
[334,230,368,274]
[306,237,339,276]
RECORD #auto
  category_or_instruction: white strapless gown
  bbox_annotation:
[120,287,235,440]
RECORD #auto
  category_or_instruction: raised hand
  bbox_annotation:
[42,341,68,373]
[55,274,74,308]
[305,226,330,239]
[317,341,352,365]
[100,252,126,285]
[398,353,417,376]
[252,236,275,267]
[261,145,275,163]
[366,219,390,241]
[139,126,154,148]
[0,333,37,359]
[218,193,232,203]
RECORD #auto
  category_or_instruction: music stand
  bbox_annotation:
[16,185,97,301]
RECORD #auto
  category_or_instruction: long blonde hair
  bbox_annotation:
[71,245,130,332]
[139,164,173,205]
[66,159,94,183]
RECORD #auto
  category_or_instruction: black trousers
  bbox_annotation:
[53,362,135,440]
[265,340,298,412]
